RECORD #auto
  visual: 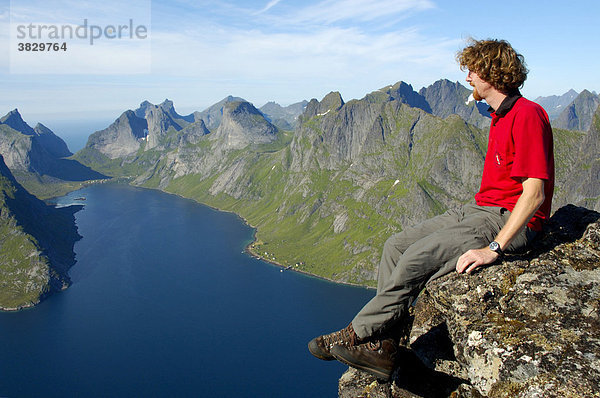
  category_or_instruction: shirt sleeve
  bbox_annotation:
[510,104,553,181]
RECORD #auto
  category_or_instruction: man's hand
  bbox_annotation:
[456,247,499,274]
[456,178,545,275]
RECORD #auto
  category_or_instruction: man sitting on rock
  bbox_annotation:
[308,38,555,380]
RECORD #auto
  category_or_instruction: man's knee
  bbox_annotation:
[382,234,404,257]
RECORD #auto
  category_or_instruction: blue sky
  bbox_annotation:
[0,0,599,129]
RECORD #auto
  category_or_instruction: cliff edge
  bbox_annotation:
[339,204,600,397]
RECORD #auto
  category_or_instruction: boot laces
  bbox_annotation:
[324,323,359,347]
[366,340,381,351]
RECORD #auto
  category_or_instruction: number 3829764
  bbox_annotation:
[17,42,67,51]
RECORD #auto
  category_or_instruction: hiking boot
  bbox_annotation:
[308,323,360,361]
[330,337,398,380]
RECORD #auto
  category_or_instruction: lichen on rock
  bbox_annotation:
[338,205,600,397]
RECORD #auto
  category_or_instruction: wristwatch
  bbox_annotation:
[489,241,504,257]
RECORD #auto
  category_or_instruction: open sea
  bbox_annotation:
[0,184,374,397]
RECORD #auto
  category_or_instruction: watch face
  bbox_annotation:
[489,241,500,251]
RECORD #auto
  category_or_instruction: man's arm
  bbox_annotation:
[456,177,545,274]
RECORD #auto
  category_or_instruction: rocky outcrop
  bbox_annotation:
[338,204,600,397]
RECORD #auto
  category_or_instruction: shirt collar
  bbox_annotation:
[488,90,522,117]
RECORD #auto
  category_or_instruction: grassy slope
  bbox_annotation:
[13,171,89,200]
[0,173,51,309]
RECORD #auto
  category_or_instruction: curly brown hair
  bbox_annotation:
[457,38,528,93]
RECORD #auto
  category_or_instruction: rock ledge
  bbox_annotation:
[339,205,600,398]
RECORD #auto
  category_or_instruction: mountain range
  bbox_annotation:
[534,89,579,120]
[1,78,599,302]
[552,89,600,131]
[260,100,309,130]
[66,80,600,284]
[0,109,105,198]
[536,89,600,131]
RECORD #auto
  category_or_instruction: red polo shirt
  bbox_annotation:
[475,95,554,231]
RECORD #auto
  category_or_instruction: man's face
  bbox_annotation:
[465,70,492,102]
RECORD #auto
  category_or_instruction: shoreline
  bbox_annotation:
[161,186,375,290]
[48,180,376,291]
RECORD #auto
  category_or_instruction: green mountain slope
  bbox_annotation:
[0,155,81,310]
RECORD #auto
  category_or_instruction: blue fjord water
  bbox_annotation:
[0,184,374,397]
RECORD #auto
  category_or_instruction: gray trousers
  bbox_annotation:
[352,203,535,339]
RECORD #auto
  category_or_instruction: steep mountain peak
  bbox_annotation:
[33,123,72,158]
[213,100,278,149]
[553,90,600,131]
[159,98,195,122]
[319,91,344,113]
[85,110,148,159]
[393,80,431,111]
[137,105,184,149]
[0,109,36,135]
[302,92,345,121]
[134,99,193,124]
[159,98,174,109]
[535,89,580,120]
[363,81,432,113]
[119,109,146,127]
[578,89,595,99]
[134,100,154,118]
[419,78,490,128]
[225,100,259,114]
[566,88,579,97]
[259,102,283,118]
[193,95,247,130]
[259,100,308,130]
[421,78,465,94]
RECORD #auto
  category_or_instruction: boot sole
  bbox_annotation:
[331,346,393,380]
